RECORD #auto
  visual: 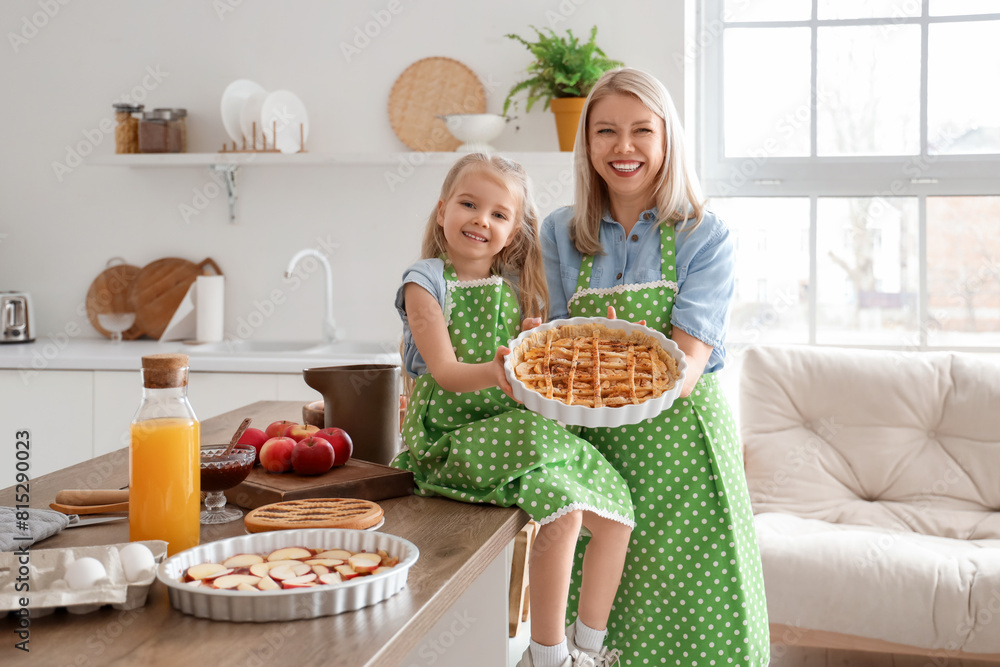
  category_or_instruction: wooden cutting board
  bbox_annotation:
[86,259,144,340]
[224,459,414,510]
[130,257,222,340]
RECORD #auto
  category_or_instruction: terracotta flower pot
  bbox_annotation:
[550,97,586,152]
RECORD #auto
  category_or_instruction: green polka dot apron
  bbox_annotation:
[565,226,769,666]
[392,258,635,528]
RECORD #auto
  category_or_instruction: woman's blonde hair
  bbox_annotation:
[571,68,706,255]
[420,153,548,320]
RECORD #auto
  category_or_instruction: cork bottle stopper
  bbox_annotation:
[141,353,189,388]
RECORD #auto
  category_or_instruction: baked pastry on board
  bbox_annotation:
[244,498,384,533]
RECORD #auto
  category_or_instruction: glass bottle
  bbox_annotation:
[130,353,200,556]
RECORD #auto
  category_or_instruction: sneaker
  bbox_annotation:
[516,645,597,667]
[565,622,623,667]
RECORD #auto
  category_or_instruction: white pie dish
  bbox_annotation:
[504,317,687,428]
[156,528,418,622]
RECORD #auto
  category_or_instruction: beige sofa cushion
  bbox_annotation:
[740,345,1000,540]
[757,513,1000,653]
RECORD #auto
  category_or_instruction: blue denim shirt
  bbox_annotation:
[541,206,735,373]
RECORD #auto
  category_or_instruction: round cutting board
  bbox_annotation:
[86,259,144,340]
[388,57,486,152]
[130,257,222,340]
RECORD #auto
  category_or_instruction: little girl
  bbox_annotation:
[392,153,634,667]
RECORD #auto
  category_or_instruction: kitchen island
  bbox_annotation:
[0,401,528,666]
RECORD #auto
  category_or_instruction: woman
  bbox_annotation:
[541,68,770,666]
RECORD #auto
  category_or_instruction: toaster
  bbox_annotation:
[1,292,34,343]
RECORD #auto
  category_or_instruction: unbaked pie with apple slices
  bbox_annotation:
[510,322,680,407]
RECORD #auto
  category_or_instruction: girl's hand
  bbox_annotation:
[521,317,541,332]
[606,305,646,327]
[493,346,520,402]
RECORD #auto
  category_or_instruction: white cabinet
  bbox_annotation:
[0,370,94,489]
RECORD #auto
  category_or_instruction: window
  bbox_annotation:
[699,0,1000,349]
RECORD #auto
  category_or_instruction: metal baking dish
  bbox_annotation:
[504,317,687,428]
[156,529,418,622]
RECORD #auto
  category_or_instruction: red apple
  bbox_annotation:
[265,420,297,439]
[237,427,269,465]
[313,427,353,466]
[291,437,335,475]
[259,436,296,473]
[284,423,320,442]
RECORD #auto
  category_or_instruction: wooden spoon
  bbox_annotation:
[49,501,129,515]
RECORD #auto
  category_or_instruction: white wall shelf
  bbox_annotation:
[86,152,574,224]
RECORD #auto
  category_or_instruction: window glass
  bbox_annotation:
[816,197,919,344]
[724,28,811,157]
[724,0,810,22]
[928,21,1000,154]
[817,25,921,156]
[926,197,1000,346]
[818,0,920,20]
[711,198,810,344]
[929,1,1000,16]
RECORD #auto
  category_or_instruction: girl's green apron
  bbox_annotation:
[565,226,769,666]
[393,259,634,529]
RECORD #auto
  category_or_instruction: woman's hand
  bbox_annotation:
[521,317,542,332]
[606,305,646,327]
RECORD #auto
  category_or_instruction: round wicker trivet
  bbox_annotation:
[388,57,486,152]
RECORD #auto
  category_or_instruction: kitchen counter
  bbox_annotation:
[0,338,399,373]
[0,401,527,666]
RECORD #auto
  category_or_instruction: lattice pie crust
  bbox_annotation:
[244,498,384,533]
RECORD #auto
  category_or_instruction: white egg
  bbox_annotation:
[118,543,156,582]
[65,557,108,589]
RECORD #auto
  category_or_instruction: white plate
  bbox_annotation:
[504,317,687,428]
[260,90,309,154]
[220,79,266,143]
[239,89,269,146]
[157,528,418,622]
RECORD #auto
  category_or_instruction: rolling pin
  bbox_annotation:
[55,489,129,506]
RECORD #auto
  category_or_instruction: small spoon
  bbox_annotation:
[224,417,252,456]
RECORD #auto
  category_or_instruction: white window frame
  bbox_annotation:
[696,0,1000,351]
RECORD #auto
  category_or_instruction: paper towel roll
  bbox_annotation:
[196,275,225,343]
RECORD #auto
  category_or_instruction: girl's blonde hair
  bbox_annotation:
[571,67,706,255]
[420,153,548,321]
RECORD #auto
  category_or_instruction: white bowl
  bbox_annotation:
[156,529,418,622]
[439,113,507,152]
[504,317,687,428]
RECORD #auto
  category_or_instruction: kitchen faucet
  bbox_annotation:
[285,249,341,343]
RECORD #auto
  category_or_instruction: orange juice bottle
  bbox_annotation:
[130,353,200,556]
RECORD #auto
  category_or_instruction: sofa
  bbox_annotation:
[739,345,1000,662]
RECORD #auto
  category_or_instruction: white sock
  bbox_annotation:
[530,638,570,667]
[574,618,607,652]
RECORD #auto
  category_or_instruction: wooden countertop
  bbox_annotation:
[1,401,527,666]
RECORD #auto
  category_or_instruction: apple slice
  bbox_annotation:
[319,572,342,586]
[212,574,262,590]
[380,555,400,568]
[249,562,273,578]
[311,565,330,576]
[185,580,204,587]
[186,563,229,581]
[315,549,352,560]
[268,565,297,581]
[281,573,318,589]
[373,566,394,575]
[304,559,344,567]
[257,576,280,591]
[348,553,382,574]
[223,554,265,568]
[291,562,312,577]
[334,564,359,580]
[266,547,312,562]
[237,583,257,591]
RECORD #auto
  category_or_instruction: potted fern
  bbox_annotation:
[503,26,623,151]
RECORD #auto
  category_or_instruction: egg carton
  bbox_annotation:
[0,540,167,617]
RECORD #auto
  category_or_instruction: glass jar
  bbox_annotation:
[130,353,200,556]
[138,109,186,153]
[112,103,143,154]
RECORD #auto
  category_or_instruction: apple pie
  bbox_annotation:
[244,498,384,533]
[510,322,680,408]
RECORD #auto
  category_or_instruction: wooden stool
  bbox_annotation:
[509,520,539,638]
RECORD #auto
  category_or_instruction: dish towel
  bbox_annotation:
[0,507,70,552]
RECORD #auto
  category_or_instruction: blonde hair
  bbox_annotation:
[571,68,706,255]
[420,153,548,320]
